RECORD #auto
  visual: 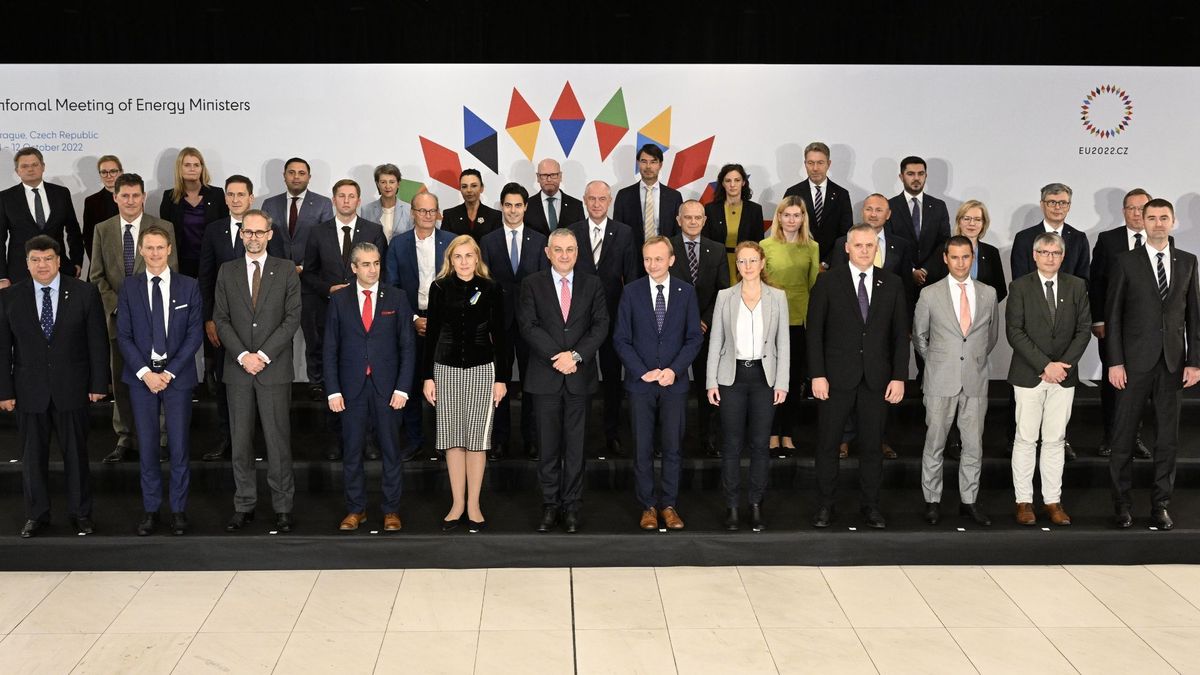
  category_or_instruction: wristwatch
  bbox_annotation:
[570,351,582,363]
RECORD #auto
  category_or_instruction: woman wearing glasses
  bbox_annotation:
[930,200,1007,303]
[83,155,122,256]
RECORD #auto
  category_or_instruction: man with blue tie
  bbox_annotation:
[325,242,415,532]
[614,236,703,531]
[116,226,204,536]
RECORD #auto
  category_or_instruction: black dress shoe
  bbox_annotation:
[1114,505,1133,529]
[487,443,506,462]
[365,438,381,461]
[19,520,44,538]
[72,517,95,535]
[103,446,130,463]
[441,517,460,532]
[959,503,992,526]
[225,511,254,532]
[525,442,539,461]
[202,441,231,462]
[946,440,962,461]
[924,502,941,525]
[1098,443,1112,458]
[537,506,559,533]
[862,506,887,529]
[1135,437,1152,460]
[811,506,833,528]
[563,511,580,534]
[170,512,189,536]
[467,519,486,533]
[136,512,159,536]
[606,438,624,457]
[1152,505,1174,530]
[325,444,343,461]
[749,503,765,532]
[274,513,294,533]
[724,507,740,531]
[1063,441,1077,462]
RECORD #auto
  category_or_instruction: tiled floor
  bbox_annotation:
[0,565,1197,673]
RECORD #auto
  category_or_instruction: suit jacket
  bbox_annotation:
[525,191,584,236]
[198,217,286,321]
[913,278,999,397]
[159,185,228,260]
[1005,272,1091,388]
[613,182,682,247]
[706,283,790,390]
[302,218,388,299]
[0,182,84,281]
[1010,222,1091,283]
[568,218,639,321]
[1089,227,1174,325]
[384,228,455,312]
[518,270,610,395]
[89,213,179,337]
[927,240,1008,304]
[783,178,853,264]
[702,200,766,247]
[441,203,501,241]
[0,276,109,412]
[82,188,118,257]
[668,234,729,328]
[115,271,204,389]
[323,283,416,401]
[212,255,302,386]
[1105,245,1200,376]
[262,191,335,265]
[887,193,951,272]
[360,198,413,240]
[480,225,549,330]
[612,277,703,394]
[806,266,910,390]
[828,228,916,310]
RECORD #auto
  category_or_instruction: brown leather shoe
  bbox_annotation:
[662,506,685,530]
[639,507,658,531]
[1015,502,1036,526]
[339,512,367,531]
[1043,503,1072,526]
[882,443,897,459]
[383,513,402,531]
[838,442,849,459]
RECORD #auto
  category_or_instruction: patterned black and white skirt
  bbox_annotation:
[433,361,495,452]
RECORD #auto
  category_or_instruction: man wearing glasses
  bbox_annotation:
[525,159,584,236]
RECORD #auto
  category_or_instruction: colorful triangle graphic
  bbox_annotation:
[550,82,585,156]
[666,136,715,190]
[551,119,585,157]
[595,88,629,161]
[397,179,427,204]
[639,107,672,148]
[595,121,628,162]
[508,121,540,162]
[419,136,463,189]
[463,107,496,148]
[505,88,540,129]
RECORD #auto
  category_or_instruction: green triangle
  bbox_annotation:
[595,88,629,129]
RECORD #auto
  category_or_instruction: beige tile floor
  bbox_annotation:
[0,565,1197,673]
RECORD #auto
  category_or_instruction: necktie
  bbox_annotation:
[547,196,557,229]
[813,185,824,225]
[857,272,869,322]
[686,241,699,285]
[289,197,299,238]
[874,235,884,268]
[911,197,922,238]
[1134,232,1143,249]
[233,222,244,256]
[509,230,520,273]
[123,223,135,277]
[362,289,373,375]
[1157,252,1169,301]
[32,188,46,229]
[250,260,261,309]
[654,284,666,332]
[592,226,603,263]
[958,282,971,336]
[643,186,656,241]
[560,277,571,322]
[341,225,352,271]
[1045,280,1056,322]
[40,286,53,340]
[151,276,167,356]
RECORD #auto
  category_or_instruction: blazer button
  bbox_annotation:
[252,322,258,327]
[960,357,965,360]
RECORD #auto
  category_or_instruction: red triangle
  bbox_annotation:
[506,88,539,128]
[595,121,628,162]
[550,82,584,120]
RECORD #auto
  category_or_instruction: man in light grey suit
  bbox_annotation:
[213,209,302,533]
[913,236,999,527]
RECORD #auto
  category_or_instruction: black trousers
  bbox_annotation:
[815,379,887,508]
[21,402,92,521]
[301,292,324,385]
[597,334,624,442]
[493,334,535,448]
[535,391,588,510]
[719,361,775,506]
[1110,355,1180,508]
[772,325,806,436]
[690,335,716,443]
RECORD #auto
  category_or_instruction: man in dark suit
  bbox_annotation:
[525,159,584,236]
[613,144,682,249]
[1090,188,1154,459]
[0,235,109,537]
[783,141,854,265]
[324,242,415,533]
[886,156,951,290]
[668,199,729,457]
[614,236,703,531]
[1107,199,1200,530]
[1006,232,1091,527]
[213,209,302,533]
[520,228,609,533]
[0,148,84,287]
[441,169,501,241]
[116,226,204,536]
[807,225,910,529]
[569,180,639,456]
[261,157,334,400]
[480,183,548,461]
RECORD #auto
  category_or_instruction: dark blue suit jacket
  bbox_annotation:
[198,218,286,321]
[480,225,549,330]
[613,276,703,394]
[115,272,204,389]
[1010,221,1091,283]
[384,228,455,312]
[323,283,416,400]
[302,218,388,299]
[613,182,682,248]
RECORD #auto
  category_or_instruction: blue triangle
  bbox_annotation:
[550,118,585,157]
[463,107,497,148]
[633,134,668,176]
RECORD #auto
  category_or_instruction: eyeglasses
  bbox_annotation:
[736,258,762,266]
[413,208,438,217]
[99,169,122,176]
[959,216,984,224]
[240,230,271,238]
[536,172,561,180]
[1034,249,1063,258]
[1043,200,1071,208]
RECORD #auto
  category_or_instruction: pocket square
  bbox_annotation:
[173,304,188,309]
[380,310,396,316]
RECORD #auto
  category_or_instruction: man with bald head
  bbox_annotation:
[525,159,583,236]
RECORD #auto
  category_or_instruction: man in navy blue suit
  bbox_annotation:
[614,236,702,531]
[613,144,683,250]
[480,182,548,461]
[324,242,415,532]
[116,225,204,536]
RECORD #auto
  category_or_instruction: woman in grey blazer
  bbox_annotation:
[706,241,790,532]
[360,163,413,240]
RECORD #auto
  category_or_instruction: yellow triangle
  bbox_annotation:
[639,107,672,147]
[507,121,540,162]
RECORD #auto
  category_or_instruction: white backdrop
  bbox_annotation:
[1,63,1193,378]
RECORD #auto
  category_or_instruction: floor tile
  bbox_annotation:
[0,633,98,674]
[739,567,850,628]
[1042,627,1176,674]
[763,628,875,674]
[656,567,758,629]
[1147,564,1200,608]
[107,572,233,633]
[13,571,150,634]
[0,572,67,634]
[200,570,318,633]
[173,632,288,674]
[1133,627,1200,674]
[473,630,574,675]
[821,566,941,628]
[375,631,477,675]
[572,567,666,630]
[669,628,776,675]
[70,632,192,674]
[389,568,486,631]
[948,627,1075,674]
[273,631,384,674]
[857,627,976,675]
[575,628,676,675]
[1067,565,1200,627]
[903,566,1032,628]
[479,568,571,631]
[984,566,1122,627]
[293,569,404,632]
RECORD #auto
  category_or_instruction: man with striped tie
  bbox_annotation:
[784,142,854,266]
[613,144,683,250]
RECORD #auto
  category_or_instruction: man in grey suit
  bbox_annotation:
[1006,231,1091,527]
[213,209,302,533]
[913,236,999,527]
[90,174,177,464]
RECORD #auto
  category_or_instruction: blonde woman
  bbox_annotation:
[159,147,227,277]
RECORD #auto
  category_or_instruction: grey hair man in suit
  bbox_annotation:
[913,236,999,527]
[1006,231,1091,528]
[213,209,302,533]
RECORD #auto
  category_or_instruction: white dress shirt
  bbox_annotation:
[415,230,437,311]
[503,224,525,262]
[734,297,765,360]
[121,212,144,248]
[849,263,875,303]
[1127,227,1146,250]
[135,268,174,380]
[809,180,829,210]
[946,274,976,322]
[648,274,671,312]
[1147,242,1171,288]
[588,217,607,262]
[640,182,659,232]
[227,216,243,249]
[541,191,561,225]
[24,182,51,221]
[236,253,272,366]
